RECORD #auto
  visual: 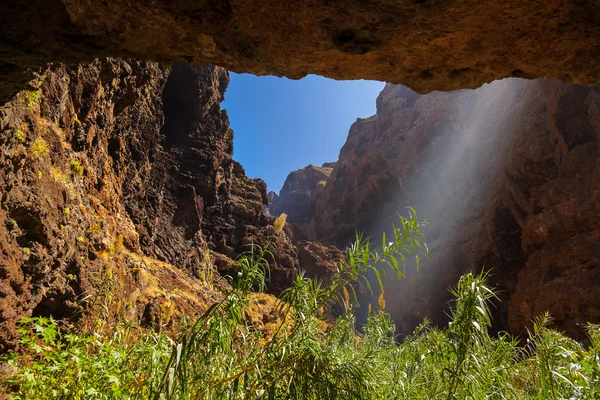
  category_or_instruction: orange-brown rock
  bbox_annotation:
[2,0,600,101]
[296,240,344,282]
[0,57,354,352]
[300,79,600,339]
[0,59,306,352]
[0,59,174,352]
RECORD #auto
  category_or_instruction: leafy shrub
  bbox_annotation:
[1,317,172,399]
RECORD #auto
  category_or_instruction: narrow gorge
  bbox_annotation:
[0,60,339,351]
[269,79,600,339]
[2,1,600,397]
[2,58,599,352]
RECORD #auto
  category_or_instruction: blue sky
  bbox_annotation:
[222,73,385,193]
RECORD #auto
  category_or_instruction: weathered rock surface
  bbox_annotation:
[136,63,300,292]
[275,79,600,338]
[265,163,334,240]
[0,59,341,352]
[295,240,344,282]
[2,0,600,101]
[0,59,185,352]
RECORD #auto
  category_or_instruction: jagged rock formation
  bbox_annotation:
[265,163,334,240]
[138,64,300,294]
[2,0,600,102]
[0,59,340,352]
[276,79,600,339]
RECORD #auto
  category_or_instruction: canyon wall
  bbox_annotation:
[0,59,337,352]
[265,163,335,241]
[273,79,600,338]
[2,0,600,102]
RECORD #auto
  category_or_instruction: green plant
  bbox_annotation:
[109,235,124,255]
[1,316,172,399]
[24,90,41,106]
[38,78,46,89]
[150,209,428,399]
[3,209,600,399]
[14,125,27,143]
[70,160,83,176]
[30,137,49,159]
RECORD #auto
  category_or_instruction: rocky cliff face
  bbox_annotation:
[265,163,334,240]
[2,0,600,102]
[0,59,340,352]
[276,79,600,339]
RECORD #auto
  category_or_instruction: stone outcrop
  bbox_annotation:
[265,163,334,240]
[2,0,600,102]
[0,59,342,352]
[275,79,600,339]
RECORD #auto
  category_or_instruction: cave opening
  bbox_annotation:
[1,1,600,394]
[222,72,385,194]
[222,71,600,340]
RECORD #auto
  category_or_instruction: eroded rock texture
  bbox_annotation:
[2,0,600,101]
[265,163,334,240]
[274,79,600,338]
[0,59,190,352]
[133,63,300,291]
[0,59,342,352]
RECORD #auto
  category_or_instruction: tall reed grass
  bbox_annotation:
[2,210,599,399]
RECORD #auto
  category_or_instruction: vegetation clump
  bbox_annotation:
[109,235,124,255]
[273,212,287,233]
[14,124,27,143]
[30,138,49,159]
[19,90,41,107]
[25,90,41,106]
[1,210,599,399]
[70,160,83,176]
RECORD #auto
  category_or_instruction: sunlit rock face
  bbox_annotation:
[265,164,335,241]
[0,59,347,352]
[280,79,600,339]
[2,0,600,101]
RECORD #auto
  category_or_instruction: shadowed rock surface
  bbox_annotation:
[2,0,600,101]
[275,79,600,339]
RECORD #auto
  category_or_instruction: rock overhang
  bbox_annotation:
[1,0,600,102]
